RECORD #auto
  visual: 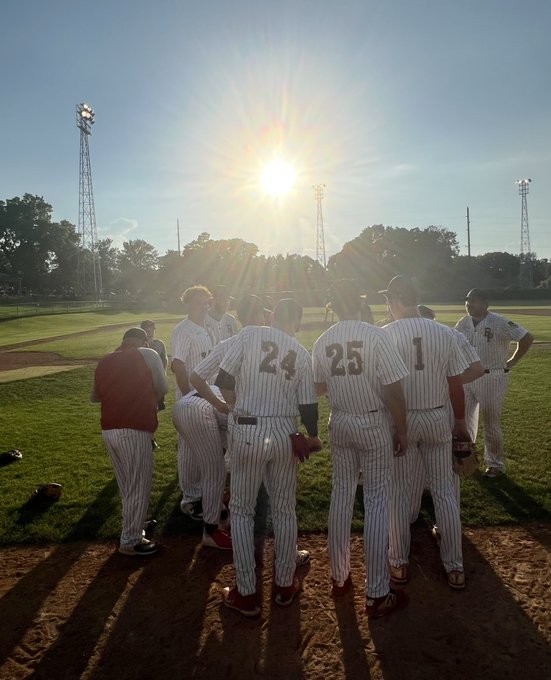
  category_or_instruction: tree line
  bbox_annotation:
[1,194,550,305]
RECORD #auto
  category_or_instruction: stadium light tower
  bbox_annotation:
[515,178,533,289]
[313,184,327,269]
[76,102,102,300]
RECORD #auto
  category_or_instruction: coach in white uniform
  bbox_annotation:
[313,279,409,619]
[381,277,469,590]
[215,299,321,617]
[171,285,214,520]
[455,289,533,478]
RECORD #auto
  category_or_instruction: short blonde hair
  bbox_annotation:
[180,285,211,305]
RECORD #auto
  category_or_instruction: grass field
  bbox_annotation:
[0,306,549,546]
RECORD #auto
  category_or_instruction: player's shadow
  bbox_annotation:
[476,473,551,538]
[84,535,232,680]
[333,587,373,680]
[0,479,119,665]
[368,525,551,680]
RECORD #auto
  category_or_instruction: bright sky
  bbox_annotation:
[1,0,550,261]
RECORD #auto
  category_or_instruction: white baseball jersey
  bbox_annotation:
[219,326,317,416]
[384,317,467,575]
[313,320,408,599]
[193,336,237,383]
[205,312,239,345]
[312,320,408,414]
[455,312,528,369]
[218,325,317,596]
[171,319,213,398]
[450,327,480,366]
[384,318,468,408]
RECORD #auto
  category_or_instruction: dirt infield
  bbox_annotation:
[0,524,550,680]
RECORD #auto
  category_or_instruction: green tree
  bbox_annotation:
[0,194,80,292]
[116,239,159,296]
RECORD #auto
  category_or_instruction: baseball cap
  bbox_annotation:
[122,327,148,342]
[465,288,488,302]
[378,276,418,306]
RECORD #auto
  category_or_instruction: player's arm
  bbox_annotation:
[191,371,229,413]
[171,358,191,396]
[214,369,236,409]
[158,341,168,371]
[506,331,534,369]
[382,380,407,456]
[447,374,469,439]
[462,360,485,384]
[139,348,169,400]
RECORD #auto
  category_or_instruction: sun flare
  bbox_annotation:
[260,160,297,197]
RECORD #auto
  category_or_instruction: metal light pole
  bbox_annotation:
[516,178,533,289]
[77,102,102,300]
[313,184,327,270]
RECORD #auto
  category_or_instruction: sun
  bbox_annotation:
[260,160,297,197]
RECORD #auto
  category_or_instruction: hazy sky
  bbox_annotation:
[1,0,550,261]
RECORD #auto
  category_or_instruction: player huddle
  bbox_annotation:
[92,278,532,619]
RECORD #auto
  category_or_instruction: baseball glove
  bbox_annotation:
[31,482,63,501]
[290,432,311,463]
[452,438,479,479]
[0,449,23,466]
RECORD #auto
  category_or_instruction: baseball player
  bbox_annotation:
[171,285,214,520]
[312,279,409,618]
[205,285,239,345]
[409,305,485,526]
[381,276,470,590]
[141,319,168,428]
[191,293,312,568]
[92,327,168,556]
[215,299,321,617]
[455,289,533,478]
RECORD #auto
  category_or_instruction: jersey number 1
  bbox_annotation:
[412,337,424,370]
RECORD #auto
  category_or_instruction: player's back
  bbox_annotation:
[313,320,407,415]
[219,325,313,417]
[384,317,466,410]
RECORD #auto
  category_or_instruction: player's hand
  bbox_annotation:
[452,418,470,440]
[307,436,323,452]
[215,399,230,415]
[394,431,407,457]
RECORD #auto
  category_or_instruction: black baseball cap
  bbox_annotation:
[465,288,488,302]
[378,276,418,306]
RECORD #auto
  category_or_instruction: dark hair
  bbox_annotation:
[273,298,303,327]
[330,279,362,318]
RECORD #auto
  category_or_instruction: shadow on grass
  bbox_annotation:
[475,474,551,550]
[0,479,118,665]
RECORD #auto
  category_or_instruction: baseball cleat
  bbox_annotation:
[180,499,203,521]
[201,528,233,550]
[483,467,503,479]
[389,564,410,585]
[219,505,231,530]
[366,588,408,618]
[274,575,301,607]
[447,570,465,590]
[295,549,310,567]
[118,538,160,557]
[331,574,353,597]
[222,586,261,618]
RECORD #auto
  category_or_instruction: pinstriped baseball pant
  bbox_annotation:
[229,416,298,596]
[328,411,393,599]
[390,408,463,573]
[409,405,460,523]
[172,395,226,525]
[465,373,509,472]
[102,429,153,549]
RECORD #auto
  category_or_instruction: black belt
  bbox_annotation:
[191,392,204,398]
[237,416,258,425]
[484,369,509,374]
